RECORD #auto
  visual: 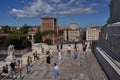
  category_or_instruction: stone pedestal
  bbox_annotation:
[99,26,120,62]
[5,54,13,61]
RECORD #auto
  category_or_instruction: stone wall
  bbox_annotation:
[98,26,120,62]
[94,48,120,80]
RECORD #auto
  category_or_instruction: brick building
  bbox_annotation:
[40,16,57,44]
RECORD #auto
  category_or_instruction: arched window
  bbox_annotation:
[29,35,32,40]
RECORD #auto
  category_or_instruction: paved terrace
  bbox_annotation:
[4,44,108,80]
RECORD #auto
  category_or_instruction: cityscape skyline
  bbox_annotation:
[0,0,110,27]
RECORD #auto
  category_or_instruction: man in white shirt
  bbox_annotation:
[67,45,71,54]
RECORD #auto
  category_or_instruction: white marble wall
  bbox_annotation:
[32,43,49,54]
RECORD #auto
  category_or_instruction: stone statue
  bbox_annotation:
[4,45,15,63]
[7,45,14,56]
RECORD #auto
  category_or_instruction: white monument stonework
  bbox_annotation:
[5,45,15,63]
[32,43,49,54]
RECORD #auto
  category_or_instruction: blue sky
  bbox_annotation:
[0,0,110,27]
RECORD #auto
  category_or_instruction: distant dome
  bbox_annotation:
[70,23,78,29]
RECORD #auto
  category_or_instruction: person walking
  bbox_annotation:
[52,63,59,79]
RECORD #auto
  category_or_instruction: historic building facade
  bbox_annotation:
[28,27,39,44]
[86,27,101,41]
[40,16,57,44]
[94,0,120,80]
[67,23,80,42]
[58,25,67,43]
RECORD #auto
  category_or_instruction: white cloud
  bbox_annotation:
[51,0,60,3]
[10,0,98,18]
[58,7,95,15]
[11,0,53,18]
[104,0,110,1]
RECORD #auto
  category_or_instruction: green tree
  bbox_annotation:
[6,34,31,50]
[44,38,52,45]
[42,30,56,44]
[1,25,11,33]
[11,27,20,34]
[20,24,30,34]
[42,30,56,35]
[34,31,42,43]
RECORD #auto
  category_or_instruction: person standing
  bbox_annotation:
[74,42,77,49]
[60,43,63,49]
[33,51,37,61]
[82,40,85,52]
[74,49,79,59]
[46,52,51,71]
[49,48,53,57]
[56,44,59,50]
[15,59,21,71]
[58,50,62,62]
[52,63,59,79]
[67,45,71,54]
[66,45,71,58]
[2,66,8,74]
[10,61,16,72]
[27,56,32,66]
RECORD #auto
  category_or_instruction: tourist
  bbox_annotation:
[67,45,71,54]
[58,50,62,62]
[74,49,79,59]
[46,52,51,71]
[60,43,63,49]
[2,64,9,76]
[2,66,9,76]
[52,63,59,78]
[56,44,59,50]
[27,56,32,66]
[74,42,77,49]
[15,59,21,70]
[10,61,16,72]
[82,41,87,54]
[66,45,71,58]
[49,48,53,57]
[82,40,85,52]
[33,51,37,61]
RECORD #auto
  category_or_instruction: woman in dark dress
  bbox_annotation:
[46,52,51,71]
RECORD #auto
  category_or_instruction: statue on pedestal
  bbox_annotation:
[8,45,14,55]
[5,45,15,62]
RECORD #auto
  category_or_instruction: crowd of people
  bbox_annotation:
[45,41,88,79]
[1,59,22,79]
[1,41,88,79]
